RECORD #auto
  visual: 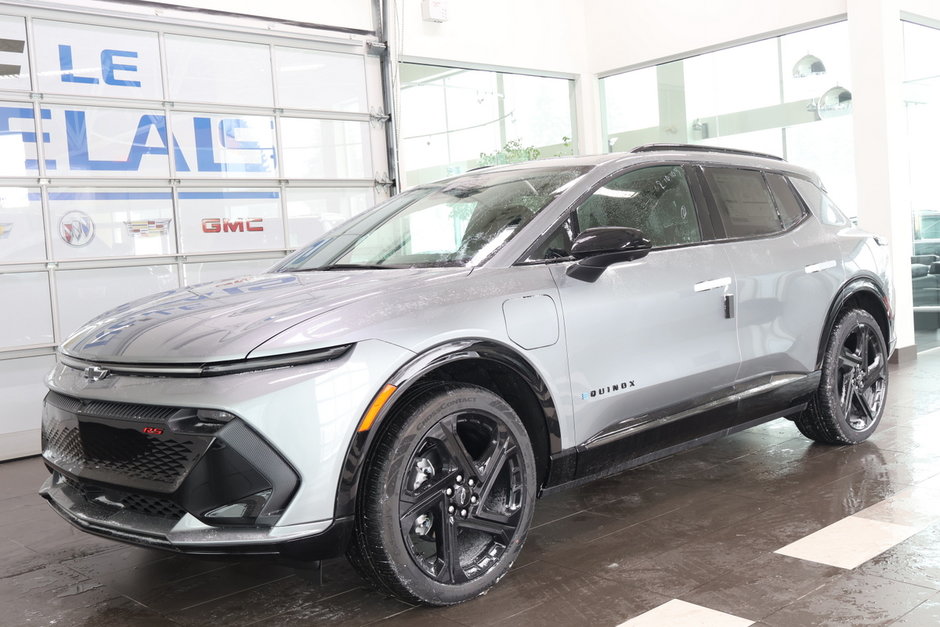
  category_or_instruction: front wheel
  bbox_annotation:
[795,308,888,444]
[347,384,537,606]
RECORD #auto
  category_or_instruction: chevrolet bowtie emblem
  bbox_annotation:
[82,366,110,382]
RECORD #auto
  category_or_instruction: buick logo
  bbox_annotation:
[60,211,95,247]
[82,366,110,382]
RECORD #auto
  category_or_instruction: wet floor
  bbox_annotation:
[3,350,940,626]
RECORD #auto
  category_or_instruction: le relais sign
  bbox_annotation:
[0,17,276,178]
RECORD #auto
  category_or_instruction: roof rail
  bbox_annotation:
[630,143,785,162]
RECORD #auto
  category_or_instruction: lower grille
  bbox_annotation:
[42,393,212,493]
[63,476,187,521]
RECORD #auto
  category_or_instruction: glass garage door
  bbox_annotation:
[0,5,389,459]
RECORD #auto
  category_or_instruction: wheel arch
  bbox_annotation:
[816,275,892,370]
[334,338,561,520]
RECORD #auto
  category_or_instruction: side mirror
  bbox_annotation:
[566,227,652,282]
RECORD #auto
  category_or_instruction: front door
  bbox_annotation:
[531,164,742,446]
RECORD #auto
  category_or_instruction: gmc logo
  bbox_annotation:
[202,218,263,233]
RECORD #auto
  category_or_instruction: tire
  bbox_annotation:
[795,308,889,444]
[347,384,537,606]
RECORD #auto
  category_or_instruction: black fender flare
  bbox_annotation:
[816,274,893,370]
[332,338,561,521]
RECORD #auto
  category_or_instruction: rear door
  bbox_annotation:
[696,165,845,381]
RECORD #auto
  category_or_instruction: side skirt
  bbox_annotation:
[541,371,820,494]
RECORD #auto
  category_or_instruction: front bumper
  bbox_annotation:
[40,473,352,558]
[39,339,414,555]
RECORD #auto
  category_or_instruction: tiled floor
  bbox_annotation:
[3,349,940,626]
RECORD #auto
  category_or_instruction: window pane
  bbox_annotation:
[0,272,53,347]
[177,189,284,254]
[165,35,273,107]
[41,105,170,178]
[704,168,782,237]
[33,20,162,100]
[600,21,854,220]
[171,112,277,178]
[274,47,367,112]
[0,187,44,262]
[56,265,179,337]
[285,188,373,247]
[766,173,805,229]
[576,166,700,247]
[280,118,371,179]
[48,189,175,260]
[0,15,30,91]
[0,356,55,437]
[399,63,575,186]
[0,101,40,174]
[183,258,281,286]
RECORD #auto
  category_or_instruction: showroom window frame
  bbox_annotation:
[0,2,391,363]
[397,56,580,188]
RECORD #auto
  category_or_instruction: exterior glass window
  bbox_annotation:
[577,166,700,246]
[399,63,576,186]
[0,8,387,459]
[903,21,940,352]
[765,174,806,229]
[703,168,785,238]
[601,21,855,219]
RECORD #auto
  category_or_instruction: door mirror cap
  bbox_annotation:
[567,227,652,282]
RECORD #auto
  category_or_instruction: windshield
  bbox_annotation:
[277,166,589,271]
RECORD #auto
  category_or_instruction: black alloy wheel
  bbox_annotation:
[400,412,526,584]
[835,318,887,432]
[795,308,888,444]
[348,384,536,605]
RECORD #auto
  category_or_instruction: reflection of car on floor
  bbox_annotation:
[39,144,894,605]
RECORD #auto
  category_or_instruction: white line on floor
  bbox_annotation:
[617,599,754,627]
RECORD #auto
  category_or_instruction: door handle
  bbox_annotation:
[693,277,732,292]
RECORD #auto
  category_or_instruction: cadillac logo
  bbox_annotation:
[59,211,95,247]
[0,223,12,239]
[82,366,110,382]
[125,219,171,237]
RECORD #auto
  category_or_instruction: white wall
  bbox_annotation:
[144,0,374,31]
[584,0,847,73]
[397,0,589,75]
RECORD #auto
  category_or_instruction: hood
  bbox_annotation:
[61,269,468,363]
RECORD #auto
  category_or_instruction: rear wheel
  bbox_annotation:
[347,384,536,605]
[796,308,888,444]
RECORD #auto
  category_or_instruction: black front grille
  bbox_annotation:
[63,476,187,520]
[42,392,212,493]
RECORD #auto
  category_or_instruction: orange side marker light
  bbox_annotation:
[357,384,397,432]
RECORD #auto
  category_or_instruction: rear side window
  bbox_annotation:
[766,173,806,229]
[789,177,849,226]
[703,168,782,238]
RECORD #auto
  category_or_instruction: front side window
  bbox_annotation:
[530,165,700,260]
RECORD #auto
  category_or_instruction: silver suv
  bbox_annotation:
[39,144,894,605]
